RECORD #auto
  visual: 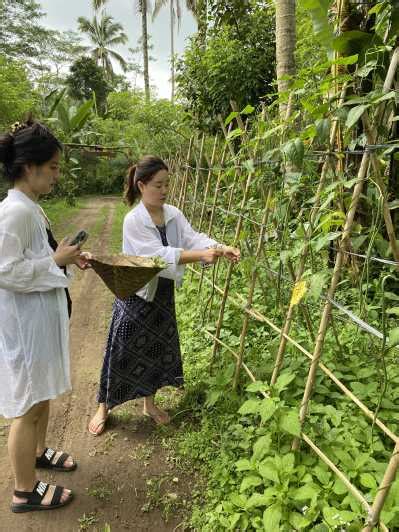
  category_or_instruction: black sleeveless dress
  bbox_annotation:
[46,228,72,318]
[97,225,184,408]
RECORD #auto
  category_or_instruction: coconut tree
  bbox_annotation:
[152,0,198,102]
[275,0,296,119]
[138,0,151,101]
[78,13,128,78]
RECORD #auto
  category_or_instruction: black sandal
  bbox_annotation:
[11,481,73,513]
[36,447,77,472]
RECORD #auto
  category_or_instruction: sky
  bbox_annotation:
[40,0,197,99]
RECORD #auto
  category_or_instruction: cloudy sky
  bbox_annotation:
[40,0,197,99]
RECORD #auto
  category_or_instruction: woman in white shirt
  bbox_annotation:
[89,156,240,434]
[0,120,89,513]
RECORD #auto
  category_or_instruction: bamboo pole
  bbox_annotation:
[189,133,206,222]
[169,160,178,204]
[211,103,263,362]
[198,135,219,231]
[210,169,253,362]
[170,152,183,204]
[270,85,347,385]
[178,136,193,210]
[208,132,231,235]
[197,133,231,293]
[363,112,399,265]
[358,51,399,531]
[233,189,273,390]
[292,152,370,451]
[218,114,236,160]
[362,442,399,531]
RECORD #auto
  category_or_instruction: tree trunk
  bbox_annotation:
[170,0,175,103]
[275,0,296,120]
[140,0,150,101]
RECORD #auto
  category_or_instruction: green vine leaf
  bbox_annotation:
[225,111,238,126]
[388,327,399,348]
[263,503,282,531]
[238,399,262,415]
[279,410,301,437]
[240,474,263,493]
[253,434,272,461]
[241,104,255,115]
[346,104,370,129]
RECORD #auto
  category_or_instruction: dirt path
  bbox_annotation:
[0,197,191,532]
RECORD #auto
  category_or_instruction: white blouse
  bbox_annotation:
[0,189,71,418]
[123,201,217,301]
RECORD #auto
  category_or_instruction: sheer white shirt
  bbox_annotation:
[0,189,71,418]
[123,201,217,301]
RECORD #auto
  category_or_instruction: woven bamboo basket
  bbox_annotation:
[89,254,166,299]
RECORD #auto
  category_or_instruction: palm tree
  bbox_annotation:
[152,0,198,102]
[137,0,151,101]
[78,13,128,78]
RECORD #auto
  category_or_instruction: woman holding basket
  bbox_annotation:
[89,155,240,434]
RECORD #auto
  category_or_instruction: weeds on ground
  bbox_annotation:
[78,512,98,530]
[142,474,188,522]
[129,442,154,465]
[87,483,113,502]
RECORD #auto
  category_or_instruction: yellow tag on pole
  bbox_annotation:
[290,279,307,306]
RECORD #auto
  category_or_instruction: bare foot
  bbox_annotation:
[143,405,170,425]
[12,483,72,505]
[88,405,108,436]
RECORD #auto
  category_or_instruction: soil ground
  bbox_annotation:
[0,196,192,532]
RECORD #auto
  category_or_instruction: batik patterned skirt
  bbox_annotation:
[97,276,184,409]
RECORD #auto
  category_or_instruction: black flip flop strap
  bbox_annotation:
[54,452,70,468]
[51,485,64,506]
[14,481,50,504]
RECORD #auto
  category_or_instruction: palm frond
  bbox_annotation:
[185,0,199,19]
[176,0,182,30]
[108,49,128,72]
[152,0,168,21]
[77,16,94,33]
[106,35,129,47]
[92,0,108,11]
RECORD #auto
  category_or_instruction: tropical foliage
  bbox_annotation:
[1,1,399,529]
[176,3,276,129]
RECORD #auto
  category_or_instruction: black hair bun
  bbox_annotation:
[0,133,15,165]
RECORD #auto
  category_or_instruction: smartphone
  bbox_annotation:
[70,230,89,247]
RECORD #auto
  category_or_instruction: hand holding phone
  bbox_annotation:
[70,230,89,247]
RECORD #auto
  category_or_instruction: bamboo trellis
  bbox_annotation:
[169,47,399,531]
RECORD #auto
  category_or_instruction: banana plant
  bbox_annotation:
[42,89,95,140]
[42,90,96,205]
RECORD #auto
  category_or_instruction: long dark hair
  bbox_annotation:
[124,155,169,206]
[0,118,62,183]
